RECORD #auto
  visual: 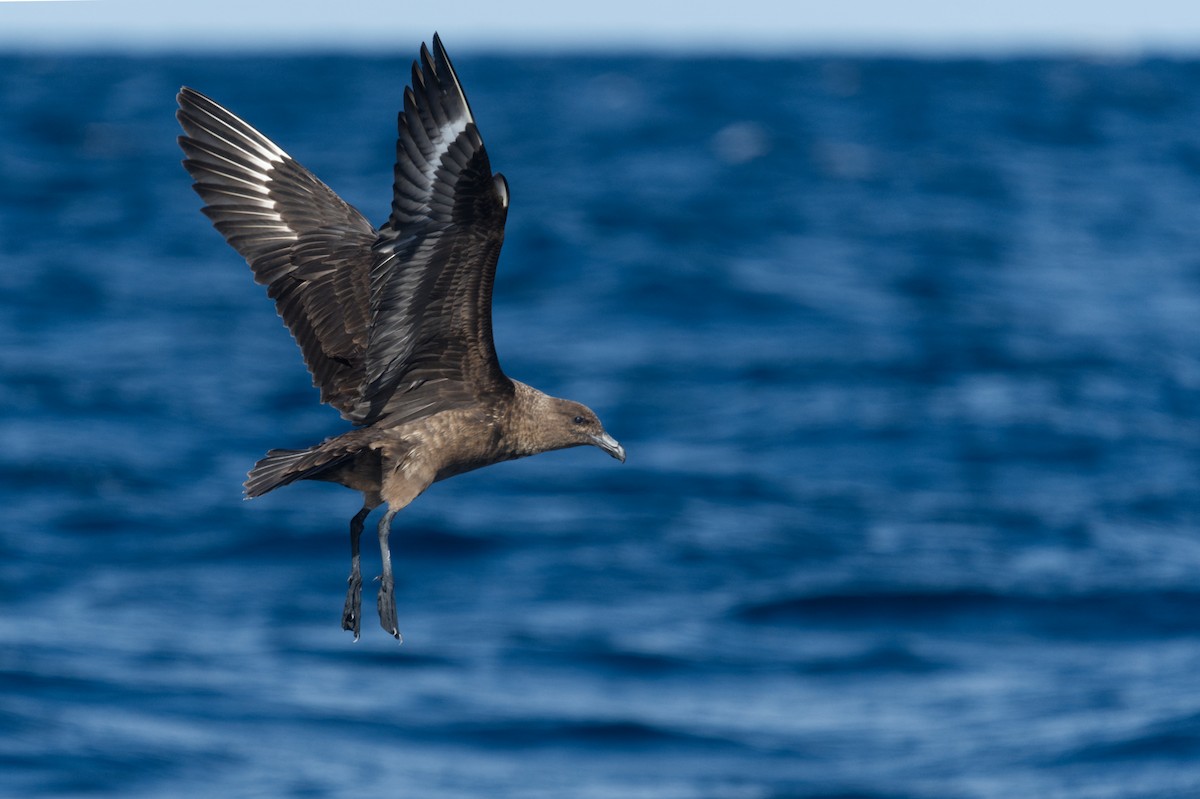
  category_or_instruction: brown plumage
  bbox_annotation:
[176,34,624,641]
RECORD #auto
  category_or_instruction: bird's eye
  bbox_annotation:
[572,415,584,425]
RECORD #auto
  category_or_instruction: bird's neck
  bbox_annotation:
[503,381,560,458]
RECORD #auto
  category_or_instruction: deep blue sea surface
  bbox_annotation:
[3,49,1200,798]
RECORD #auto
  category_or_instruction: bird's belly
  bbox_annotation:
[433,452,514,483]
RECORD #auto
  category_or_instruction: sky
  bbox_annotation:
[1,0,1199,53]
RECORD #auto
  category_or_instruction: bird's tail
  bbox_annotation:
[244,428,373,499]
[244,446,336,499]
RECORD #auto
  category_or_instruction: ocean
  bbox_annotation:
[2,49,1200,798]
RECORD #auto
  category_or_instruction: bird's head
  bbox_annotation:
[544,398,625,463]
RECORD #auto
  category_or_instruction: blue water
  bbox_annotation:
[3,50,1200,798]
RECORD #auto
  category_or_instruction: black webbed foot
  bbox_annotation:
[376,573,401,641]
[342,503,372,640]
[342,569,362,639]
[376,507,401,642]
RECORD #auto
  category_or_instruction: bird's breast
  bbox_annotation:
[392,408,512,484]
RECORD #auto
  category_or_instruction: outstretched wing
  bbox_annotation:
[176,87,375,420]
[353,34,513,425]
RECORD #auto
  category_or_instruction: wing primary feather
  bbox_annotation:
[177,87,379,423]
[357,35,512,425]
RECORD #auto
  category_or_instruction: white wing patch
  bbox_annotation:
[418,117,470,204]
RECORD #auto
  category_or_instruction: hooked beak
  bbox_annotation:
[589,431,626,463]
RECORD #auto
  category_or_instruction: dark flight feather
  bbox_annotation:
[176,88,376,419]
[177,33,511,428]
[361,34,512,425]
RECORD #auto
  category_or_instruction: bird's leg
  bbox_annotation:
[341,504,373,640]
[376,507,401,641]
[374,458,432,642]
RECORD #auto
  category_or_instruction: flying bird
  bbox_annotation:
[176,34,625,641]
